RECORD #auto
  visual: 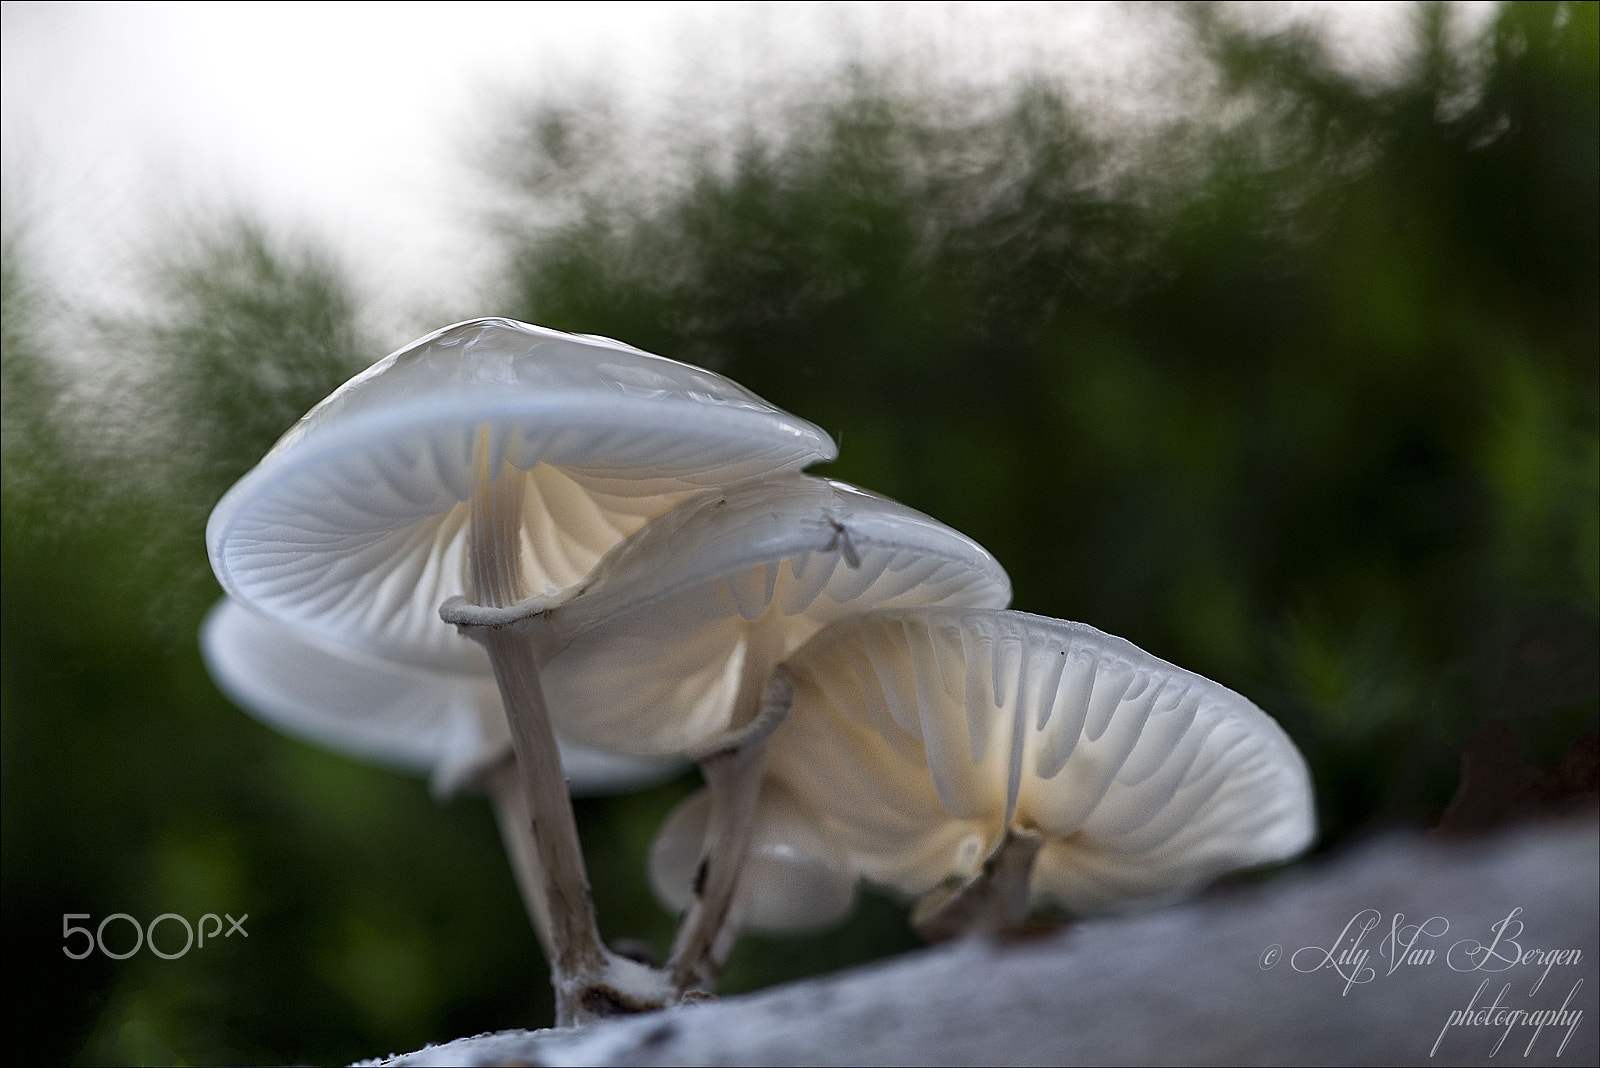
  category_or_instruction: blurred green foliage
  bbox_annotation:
[3,4,1595,1064]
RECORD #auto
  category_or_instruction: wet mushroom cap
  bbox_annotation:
[766,606,1316,915]
[200,599,682,798]
[206,318,836,671]
[535,475,1013,756]
[648,778,856,935]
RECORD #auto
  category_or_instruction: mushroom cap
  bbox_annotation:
[200,599,683,798]
[206,318,837,672]
[766,607,1316,916]
[648,779,857,935]
[537,475,1013,756]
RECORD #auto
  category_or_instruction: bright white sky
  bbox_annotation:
[2,2,1481,329]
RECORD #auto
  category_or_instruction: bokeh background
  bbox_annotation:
[3,3,1595,1064]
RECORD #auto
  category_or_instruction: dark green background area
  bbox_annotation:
[3,5,1595,1065]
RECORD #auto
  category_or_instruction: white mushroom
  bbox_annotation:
[206,318,834,1022]
[765,607,1316,938]
[522,474,1011,989]
[207,318,834,671]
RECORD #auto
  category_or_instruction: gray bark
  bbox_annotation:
[364,815,1598,1067]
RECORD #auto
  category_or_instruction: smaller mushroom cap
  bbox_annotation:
[766,607,1315,915]
[537,475,1013,757]
[207,318,837,672]
[201,599,681,798]
[648,779,857,935]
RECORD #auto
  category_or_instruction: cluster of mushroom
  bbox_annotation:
[204,318,1315,1026]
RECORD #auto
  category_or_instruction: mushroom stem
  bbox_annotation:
[667,664,796,994]
[910,827,1045,942]
[463,449,651,1026]
[482,626,626,1023]
[486,756,555,958]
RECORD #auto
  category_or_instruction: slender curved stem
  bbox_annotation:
[460,444,665,1025]
[486,756,554,957]
[667,665,795,994]
[481,628,607,975]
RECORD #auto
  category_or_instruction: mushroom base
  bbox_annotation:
[558,953,682,1026]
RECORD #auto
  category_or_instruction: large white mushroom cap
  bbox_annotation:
[206,318,837,671]
[535,475,1013,757]
[766,607,1316,916]
[200,599,682,798]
